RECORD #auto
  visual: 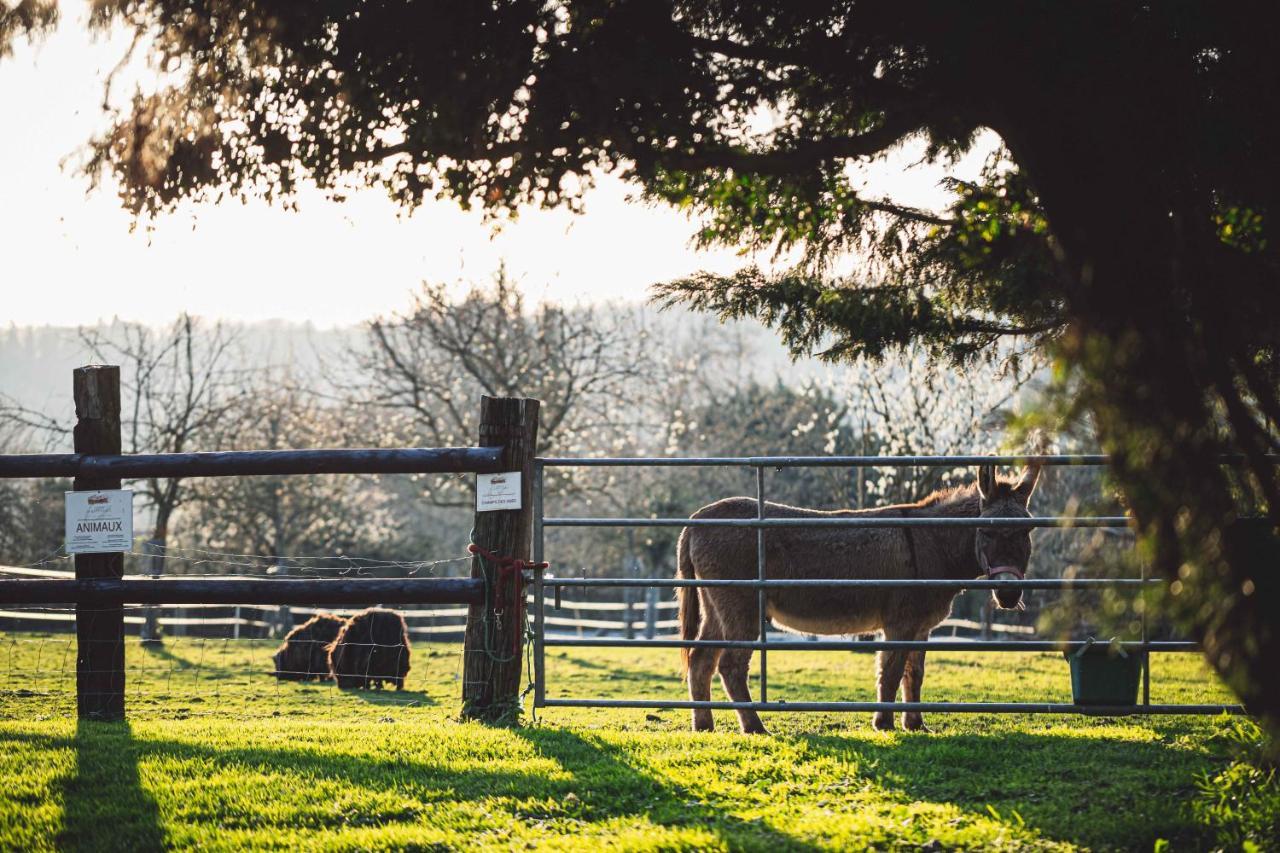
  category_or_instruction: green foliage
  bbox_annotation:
[0,634,1251,850]
[652,156,1066,369]
[1189,720,1280,852]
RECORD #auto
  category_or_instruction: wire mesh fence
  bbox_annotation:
[0,619,470,721]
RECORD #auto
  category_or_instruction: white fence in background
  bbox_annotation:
[0,563,1034,640]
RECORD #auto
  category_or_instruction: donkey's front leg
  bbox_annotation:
[901,649,929,731]
[872,648,909,731]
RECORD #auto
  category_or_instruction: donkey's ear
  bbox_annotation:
[977,464,996,501]
[1013,463,1042,504]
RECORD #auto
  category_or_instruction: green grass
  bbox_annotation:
[0,632,1268,851]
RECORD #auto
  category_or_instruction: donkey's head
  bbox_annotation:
[975,463,1041,609]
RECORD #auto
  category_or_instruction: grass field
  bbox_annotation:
[0,631,1273,851]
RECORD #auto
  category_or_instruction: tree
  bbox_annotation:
[351,272,655,504]
[0,1,56,62]
[0,425,65,567]
[0,316,244,638]
[833,351,1029,507]
[182,375,393,569]
[11,3,1278,736]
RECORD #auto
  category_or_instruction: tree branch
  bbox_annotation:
[655,113,925,176]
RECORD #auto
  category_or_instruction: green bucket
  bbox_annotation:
[1064,638,1145,710]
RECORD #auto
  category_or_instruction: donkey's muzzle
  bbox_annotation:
[989,566,1025,610]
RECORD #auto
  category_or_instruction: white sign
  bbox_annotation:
[476,472,522,512]
[65,490,134,554]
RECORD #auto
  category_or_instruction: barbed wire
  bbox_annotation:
[0,626,467,720]
[148,543,472,574]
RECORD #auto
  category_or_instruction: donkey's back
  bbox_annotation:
[679,496,954,638]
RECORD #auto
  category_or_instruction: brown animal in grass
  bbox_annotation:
[678,463,1041,734]
[273,613,346,680]
[328,607,411,690]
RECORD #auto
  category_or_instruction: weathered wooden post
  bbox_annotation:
[644,586,659,640]
[73,365,126,721]
[462,396,539,724]
[623,585,636,640]
[139,538,162,644]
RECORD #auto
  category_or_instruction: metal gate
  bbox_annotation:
[528,454,1245,717]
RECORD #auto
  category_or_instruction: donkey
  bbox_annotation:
[676,463,1041,734]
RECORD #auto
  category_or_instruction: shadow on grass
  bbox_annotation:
[138,642,194,669]
[793,729,1216,850]
[8,724,818,848]
[57,720,165,852]
[3,721,1220,850]
[340,686,436,707]
[513,727,822,851]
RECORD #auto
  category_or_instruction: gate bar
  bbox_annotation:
[541,455,1109,467]
[539,698,1245,715]
[533,461,547,707]
[756,465,768,704]
[543,638,1200,652]
[542,577,1161,589]
[538,453,1275,468]
[545,516,1129,528]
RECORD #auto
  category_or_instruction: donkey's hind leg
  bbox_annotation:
[717,648,767,734]
[688,647,721,731]
[872,648,908,731]
[687,595,723,732]
[901,626,933,731]
[872,627,914,730]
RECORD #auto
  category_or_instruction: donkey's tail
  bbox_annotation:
[677,527,699,680]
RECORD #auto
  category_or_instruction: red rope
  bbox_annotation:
[467,542,549,574]
[468,544,549,655]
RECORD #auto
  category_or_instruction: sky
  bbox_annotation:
[0,1,990,328]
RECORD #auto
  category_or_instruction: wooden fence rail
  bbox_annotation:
[0,446,504,479]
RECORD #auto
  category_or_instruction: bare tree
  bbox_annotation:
[836,351,1036,506]
[0,424,65,567]
[351,272,655,504]
[80,315,244,558]
[0,316,245,639]
[183,373,390,564]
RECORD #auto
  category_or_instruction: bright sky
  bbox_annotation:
[0,1,989,328]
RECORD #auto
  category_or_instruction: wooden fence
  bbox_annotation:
[0,365,539,724]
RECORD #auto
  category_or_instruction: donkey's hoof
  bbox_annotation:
[741,723,770,735]
[872,712,895,731]
[902,715,931,733]
[692,712,715,733]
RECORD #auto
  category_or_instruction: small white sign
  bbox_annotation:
[65,490,134,554]
[476,472,522,512]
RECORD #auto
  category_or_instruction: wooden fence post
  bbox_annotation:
[462,396,539,724]
[73,365,125,721]
[644,586,659,640]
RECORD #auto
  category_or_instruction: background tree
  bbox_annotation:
[0,425,65,567]
[0,316,243,641]
[832,351,1029,506]
[183,375,394,571]
[351,272,656,504]
[7,2,1276,735]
